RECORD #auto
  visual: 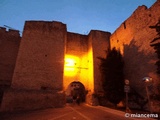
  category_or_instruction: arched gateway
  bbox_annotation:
[63,31,110,104]
[0,21,110,112]
[66,81,86,103]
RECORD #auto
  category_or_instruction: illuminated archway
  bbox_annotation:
[66,81,86,103]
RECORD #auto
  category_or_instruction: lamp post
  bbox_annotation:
[124,79,131,112]
[142,77,153,113]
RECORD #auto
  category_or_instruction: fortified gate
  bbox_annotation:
[0,21,110,111]
[1,0,160,112]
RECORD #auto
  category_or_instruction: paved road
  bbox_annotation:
[0,104,156,120]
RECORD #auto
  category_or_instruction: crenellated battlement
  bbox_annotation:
[134,5,148,13]
[23,21,67,33]
[0,26,20,37]
[0,27,6,32]
[8,29,20,36]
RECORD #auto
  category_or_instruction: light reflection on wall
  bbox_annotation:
[87,47,94,92]
[64,55,79,76]
[63,52,94,92]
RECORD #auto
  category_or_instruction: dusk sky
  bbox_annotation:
[0,0,156,34]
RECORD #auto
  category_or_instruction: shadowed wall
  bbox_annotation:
[110,0,160,95]
[0,27,21,88]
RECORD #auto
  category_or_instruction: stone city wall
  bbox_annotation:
[0,89,65,112]
[110,0,160,95]
[0,27,21,88]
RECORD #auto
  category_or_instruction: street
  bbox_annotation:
[0,104,155,120]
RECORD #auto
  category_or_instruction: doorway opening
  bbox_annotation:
[65,81,86,104]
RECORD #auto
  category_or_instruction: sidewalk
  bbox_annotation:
[87,105,159,120]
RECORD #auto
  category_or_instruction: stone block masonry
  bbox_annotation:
[111,0,160,93]
[110,0,160,112]
[12,21,66,90]
[0,89,65,112]
[0,21,67,112]
[0,27,21,88]
[0,27,21,109]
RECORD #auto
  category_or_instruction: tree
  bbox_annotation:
[149,20,160,74]
[99,47,124,106]
[149,20,160,100]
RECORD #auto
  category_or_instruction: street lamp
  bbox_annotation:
[142,77,153,113]
[124,79,131,112]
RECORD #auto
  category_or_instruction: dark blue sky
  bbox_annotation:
[0,0,156,34]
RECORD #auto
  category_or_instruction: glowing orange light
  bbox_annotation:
[63,51,94,93]
[64,55,79,76]
[65,58,75,67]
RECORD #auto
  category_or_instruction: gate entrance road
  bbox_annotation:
[1,104,154,120]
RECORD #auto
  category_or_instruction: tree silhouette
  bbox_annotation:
[98,48,124,106]
[149,20,160,100]
[149,20,160,74]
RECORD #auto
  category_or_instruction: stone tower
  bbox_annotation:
[12,21,66,90]
[0,21,67,112]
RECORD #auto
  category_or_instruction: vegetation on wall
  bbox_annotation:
[98,47,124,106]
